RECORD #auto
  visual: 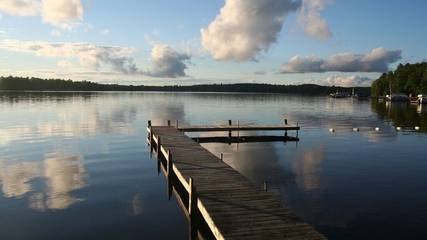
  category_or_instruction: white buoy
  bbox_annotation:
[396,127,402,131]
[375,127,380,132]
[353,128,359,132]
[415,126,420,131]
[329,128,335,133]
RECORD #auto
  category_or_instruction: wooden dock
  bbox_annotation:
[177,124,300,132]
[147,121,325,240]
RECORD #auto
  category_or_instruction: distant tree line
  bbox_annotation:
[371,62,427,97]
[0,76,370,95]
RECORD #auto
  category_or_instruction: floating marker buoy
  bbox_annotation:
[329,128,335,133]
[396,127,402,131]
[415,126,420,131]
[375,127,380,132]
[353,128,359,132]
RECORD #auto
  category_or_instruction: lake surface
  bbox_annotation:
[0,92,426,240]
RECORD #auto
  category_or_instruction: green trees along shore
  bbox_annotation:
[0,76,370,95]
[2,62,426,96]
[371,62,427,97]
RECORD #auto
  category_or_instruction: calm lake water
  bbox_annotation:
[0,92,426,239]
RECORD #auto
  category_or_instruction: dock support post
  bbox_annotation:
[296,122,299,138]
[188,177,198,240]
[157,136,161,159]
[284,118,288,125]
[264,181,268,192]
[220,153,223,161]
[176,120,179,128]
[168,120,171,127]
[167,150,173,200]
[148,120,154,153]
[189,178,197,216]
[228,120,232,138]
[167,150,173,177]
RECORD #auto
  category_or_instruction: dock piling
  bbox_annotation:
[188,177,197,217]
[157,136,161,159]
[167,150,173,177]
[263,181,268,192]
[168,120,171,127]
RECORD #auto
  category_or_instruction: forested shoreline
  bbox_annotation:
[0,76,370,95]
[371,62,427,96]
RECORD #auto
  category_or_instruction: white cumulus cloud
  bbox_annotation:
[0,0,41,16]
[145,44,191,78]
[41,0,83,29]
[0,0,84,29]
[201,0,301,61]
[297,0,332,40]
[281,48,403,73]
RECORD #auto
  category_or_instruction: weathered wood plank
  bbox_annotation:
[149,125,325,240]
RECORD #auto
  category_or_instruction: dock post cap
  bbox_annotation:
[396,126,402,131]
[415,126,420,131]
[375,127,381,131]
[353,127,359,132]
[329,128,335,132]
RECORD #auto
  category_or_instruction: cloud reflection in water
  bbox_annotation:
[0,153,86,211]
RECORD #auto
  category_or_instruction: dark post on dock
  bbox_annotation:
[146,120,325,239]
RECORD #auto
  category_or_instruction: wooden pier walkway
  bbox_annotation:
[177,124,300,132]
[147,122,325,240]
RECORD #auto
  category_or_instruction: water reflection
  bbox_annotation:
[292,146,325,192]
[0,161,41,198]
[1,92,427,239]
[0,153,86,211]
[0,101,138,146]
[372,100,427,132]
[130,193,144,216]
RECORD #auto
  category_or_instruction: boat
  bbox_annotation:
[418,94,427,104]
[330,91,349,98]
[386,94,409,102]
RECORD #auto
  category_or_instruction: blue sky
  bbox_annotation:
[0,0,426,86]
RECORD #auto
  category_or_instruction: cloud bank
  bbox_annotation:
[0,40,191,78]
[146,44,191,78]
[281,48,403,73]
[0,40,138,74]
[322,75,373,87]
[0,0,84,29]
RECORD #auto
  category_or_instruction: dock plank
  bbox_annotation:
[148,126,324,240]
